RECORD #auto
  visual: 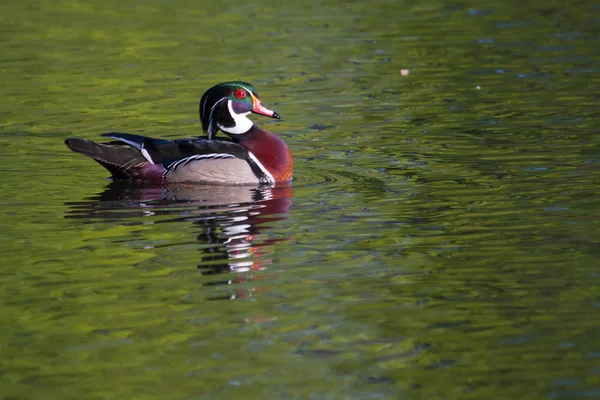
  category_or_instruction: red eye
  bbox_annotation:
[234,89,246,99]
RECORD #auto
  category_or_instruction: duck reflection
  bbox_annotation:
[66,181,293,296]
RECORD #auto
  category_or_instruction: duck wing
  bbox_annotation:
[66,133,269,184]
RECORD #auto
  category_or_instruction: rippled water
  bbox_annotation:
[2,0,600,398]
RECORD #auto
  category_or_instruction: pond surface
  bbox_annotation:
[2,0,600,398]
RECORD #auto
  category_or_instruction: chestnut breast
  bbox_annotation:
[236,127,293,182]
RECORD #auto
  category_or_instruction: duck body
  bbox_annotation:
[65,82,293,185]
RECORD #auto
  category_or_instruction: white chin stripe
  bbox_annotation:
[218,99,253,135]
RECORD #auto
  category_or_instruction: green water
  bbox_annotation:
[2,0,600,398]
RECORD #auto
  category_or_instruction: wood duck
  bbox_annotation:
[65,82,293,185]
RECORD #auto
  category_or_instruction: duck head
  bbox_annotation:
[199,81,280,139]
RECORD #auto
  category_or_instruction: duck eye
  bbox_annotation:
[234,89,246,99]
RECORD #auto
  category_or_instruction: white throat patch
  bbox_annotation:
[218,99,253,135]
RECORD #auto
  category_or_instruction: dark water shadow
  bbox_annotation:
[65,181,293,297]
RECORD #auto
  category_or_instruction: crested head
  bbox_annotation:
[199,81,280,139]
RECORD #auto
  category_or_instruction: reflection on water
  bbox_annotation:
[65,182,293,299]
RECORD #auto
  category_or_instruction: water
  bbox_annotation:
[2,0,600,398]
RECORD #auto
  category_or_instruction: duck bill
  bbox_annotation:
[251,94,280,119]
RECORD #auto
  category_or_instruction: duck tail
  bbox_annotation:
[65,138,162,180]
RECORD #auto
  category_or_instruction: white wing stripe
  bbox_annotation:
[105,135,143,150]
[140,146,154,164]
[166,153,236,172]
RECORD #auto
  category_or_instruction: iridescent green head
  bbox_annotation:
[199,81,280,139]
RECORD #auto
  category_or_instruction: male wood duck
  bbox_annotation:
[65,82,293,185]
